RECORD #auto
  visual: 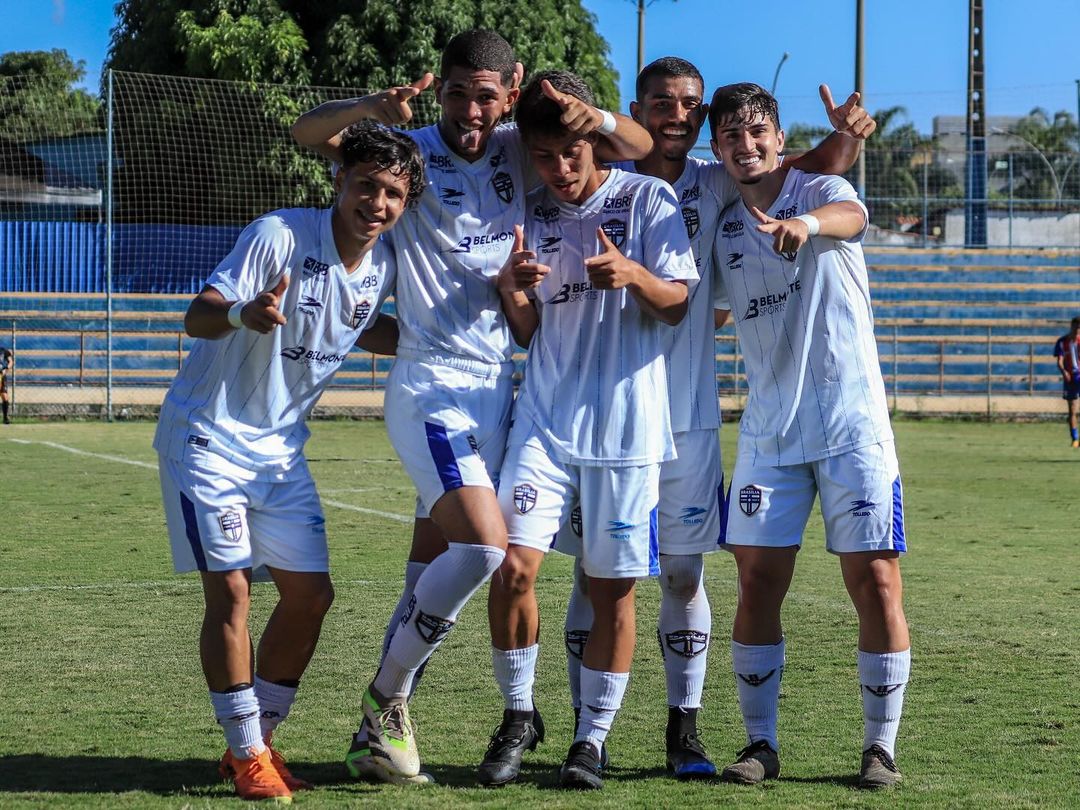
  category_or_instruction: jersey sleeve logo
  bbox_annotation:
[492,171,514,204]
[682,206,700,239]
[600,218,626,249]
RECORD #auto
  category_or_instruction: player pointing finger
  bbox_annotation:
[540,78,607,136]
[584,227,647,289]
[240,274,290,333]
[750,206,810,257]
[362,73,434,125]
[497,225,550,291]
[819,84,877,140]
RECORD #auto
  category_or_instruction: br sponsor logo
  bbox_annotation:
[356,273,381,290]
[302,256,329,277]
[428,154,455,170]
[680,184,701,204]
[548,280,597,305]
[449,230,515,254]
[742,280,800,320]
[280,344,347,366]
[533,204,559,223]
[721,219,744,238]
[602,192,633,212]
[775,204,798,220]
[538,235,562,254]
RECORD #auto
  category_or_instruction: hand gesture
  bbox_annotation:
[361,74,434,125]
[541,79,603,136]
[585,228,642,289]
[750,206,809,256]
[242,275,289,333]
[819,84,877,140]
[497,226,550,292]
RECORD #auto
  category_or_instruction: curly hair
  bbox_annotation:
[515,70,596,142]
[339,121,425,206]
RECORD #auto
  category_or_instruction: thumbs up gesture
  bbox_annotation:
[362,73,434,125]
[497,225,550,292]
[819,84,876,139]
[584,227,643,289]
[242,275,290,333]
[540,78,604,136]
[750,206,809,256]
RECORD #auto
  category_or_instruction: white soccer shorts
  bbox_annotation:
[656,429,725,555]
[499,434,660,579]
[159,453,329,575]
[384,356,514,517]
[723,440,906,554]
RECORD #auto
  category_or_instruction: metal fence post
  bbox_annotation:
[939,339,945,395]
[922,160,929,248]
[105,69,115,422]
[892,325,899,413]
[1028,341,1034,394]
[986,326,992,420]
[9,321,15,416]
[79,328,86,387]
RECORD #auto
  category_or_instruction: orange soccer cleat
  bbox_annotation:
[267,743,313,791]
[219,747,293,804]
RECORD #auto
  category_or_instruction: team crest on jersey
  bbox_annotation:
[218,511,243,543]
[682,206,700,239]
[352,300,372,329]
[570,505,583,537]
[514,483,538,514]
[739,485,763,516]
[565,629,589,660]
[780,249,798,262]
[664,630,709,659]
[600,219,626,249]
[491,171,514,204]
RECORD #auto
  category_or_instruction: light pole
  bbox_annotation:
[770,52,789,96]
[631,0,677,77]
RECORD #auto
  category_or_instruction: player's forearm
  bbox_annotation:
[355,313,399,355]
[500,290,539,347]
[788,131,861,176]
[593,113,653,162]
[184,288,235,340]
[629,277,688,325]
[806,201,866,241]
[290,99,370,162]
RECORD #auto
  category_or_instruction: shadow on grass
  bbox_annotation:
[781,773,862,788]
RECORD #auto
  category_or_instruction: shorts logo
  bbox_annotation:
[352,300,372,328]
[600,219,626,249]
[608,519,633,540]
[565,629,589,660]
[570,505,583,537]
[739,485,763,516]
[682,206,699,239]
[218,511,243,543]
[514,483,538,514]
[467,434,480,455]
[664,630,709,659]
[848,499,876,517]
[492,171,514,204]
[414,610,455,644]
[679,506,707,525]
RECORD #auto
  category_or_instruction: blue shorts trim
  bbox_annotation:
[424,421,464,491]
[891,475,906,553]
[648,505,660,576]
[179,492,208,572]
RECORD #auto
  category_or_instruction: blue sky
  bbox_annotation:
[2,0,1078,134]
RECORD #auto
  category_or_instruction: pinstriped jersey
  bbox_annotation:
[714,169,892,466]
[153,208,395,476]
[391,123,532,365]
[510,168,698,466]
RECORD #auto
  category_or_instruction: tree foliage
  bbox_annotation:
[0,50,100,138]
[1003,107,1079,201]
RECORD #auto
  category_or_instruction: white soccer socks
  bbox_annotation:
[380,560,429,660]
[657,554,711,709]
[575,667,629,753]
[492,644,539,712]
[858,648,910,757]
[564,564,594,709]
[731,638,785,751]
[254,676,298,741]
[374,542,505,699]
[211,685,265,758]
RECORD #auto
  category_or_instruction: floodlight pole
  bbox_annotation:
[106,69,114,423]
[770,52,789,96]
[633,0,677,77]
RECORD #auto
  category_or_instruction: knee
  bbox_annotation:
[493,548,539,598]
[736,563,787,613]
[204,571,251,624]
[659,554,704,602]
[279,576,335,622]
[851,565,903,616]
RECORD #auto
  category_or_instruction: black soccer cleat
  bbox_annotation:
[572,707,609,769]
[477,707,545,786]
[720,739,781,785]
[559,740,603,790]
[665,706,717,780]
[858,744,902,789]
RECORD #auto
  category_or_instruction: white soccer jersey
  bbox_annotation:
[714,169,892,466]
[154,207,395,475]
[390,123,534,365]
[510,168,698,466]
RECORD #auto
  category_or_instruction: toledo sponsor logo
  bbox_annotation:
[281,344,347,366]
[607,520,634,540]
[302,256,329,277]
[743,279,800,320]
[439,187,465,206]
[538,235,562,254]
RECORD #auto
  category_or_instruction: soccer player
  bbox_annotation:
[0,346,11,424]
[707,83,910,790]
[1053,316,1080,447]
[555,57,878,780]
[153,122,423,803]
[290,31,651,783]
[486,69,696,790]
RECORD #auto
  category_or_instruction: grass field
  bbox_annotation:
[1,419,1077,808]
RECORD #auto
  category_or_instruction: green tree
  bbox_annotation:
[1004,108,1079,202]
[0,50,100,138]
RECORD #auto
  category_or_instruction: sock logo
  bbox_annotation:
[260,710,281,720]
[863,683,904,697]
[738,668,779,687]
[565,629,590,660]
[414,610,455,644]
[664,630,709,659]
[400,595,416,626]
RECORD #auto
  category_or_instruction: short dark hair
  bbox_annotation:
[1071,316,1080,331]
[708,82,781,138]
[516,70,596,142]
[635,56,704,101]
[339,121,425,206]
[440,30,516,85]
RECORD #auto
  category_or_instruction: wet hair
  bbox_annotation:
[635,56,704,101]
[515,70,596,142]
[440,30,517,85]
[339,121,425,206]
[708,82,781,138]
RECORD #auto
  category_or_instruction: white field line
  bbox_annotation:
[6,438,413,525]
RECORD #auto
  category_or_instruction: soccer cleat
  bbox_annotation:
[350,688,420,778]
[219,747,293,804]
[345,735,435,785]
[477,707,546,786]
[665,707,716,780]
[858,744,903,789]
[572,707,610,770]
[719,739,781,785]
[559,740,603,790]
[266,744,312,791]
